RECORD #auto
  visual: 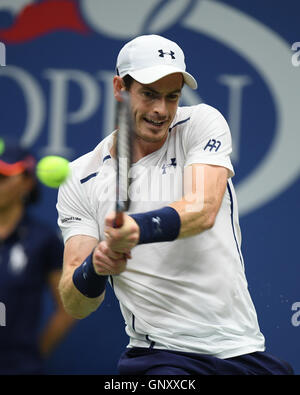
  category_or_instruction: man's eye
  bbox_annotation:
[168,94,180,101]
[142,91,155,99]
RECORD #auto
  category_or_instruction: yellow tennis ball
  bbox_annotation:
[0,138,5,156]
[36,156,70,188]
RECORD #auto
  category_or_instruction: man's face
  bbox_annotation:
[129,73,183,145]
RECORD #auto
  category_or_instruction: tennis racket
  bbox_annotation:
[114,91,134,228]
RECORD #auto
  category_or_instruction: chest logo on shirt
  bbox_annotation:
[162,158,177,174]
[9,244,28,275]
[204,139,221,152]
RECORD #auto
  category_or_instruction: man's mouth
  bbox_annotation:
[143,117,166,128]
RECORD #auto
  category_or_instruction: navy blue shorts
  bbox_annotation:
[118,347,294,375]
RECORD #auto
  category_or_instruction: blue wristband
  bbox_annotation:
[72,250,108,298]
[129,206,181,244]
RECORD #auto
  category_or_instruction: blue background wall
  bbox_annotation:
[0,0,299,374]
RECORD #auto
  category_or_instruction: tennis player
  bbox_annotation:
[57,35,293,375]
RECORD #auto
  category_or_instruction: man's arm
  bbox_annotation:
[170,163,228,238]
[104,163,229,251]
[58,235,128,319]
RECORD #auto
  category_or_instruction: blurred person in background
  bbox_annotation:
[0,138,75,375]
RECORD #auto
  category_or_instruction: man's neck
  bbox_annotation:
[110,132,167,163]
[132,136,166,162]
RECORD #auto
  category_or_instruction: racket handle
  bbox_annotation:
[114,211,124,228]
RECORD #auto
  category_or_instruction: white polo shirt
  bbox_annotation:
[57,103,265,358]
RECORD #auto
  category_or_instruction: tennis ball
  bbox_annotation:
[36,156,70,188]
[0,138,5,156]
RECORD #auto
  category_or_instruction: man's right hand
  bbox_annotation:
[92,240,131,276]
[59,235,131,319]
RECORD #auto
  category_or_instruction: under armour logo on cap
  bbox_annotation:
[158,49,175,59]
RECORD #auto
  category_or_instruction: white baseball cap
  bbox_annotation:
[116,35,197,90]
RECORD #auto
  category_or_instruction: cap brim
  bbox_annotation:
[128,65,197,90]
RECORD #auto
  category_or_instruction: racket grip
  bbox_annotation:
[114,211,124,228]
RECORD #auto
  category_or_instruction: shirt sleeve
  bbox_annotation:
[56,163,99,244]
[183,104,235,178]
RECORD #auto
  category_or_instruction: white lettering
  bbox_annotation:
[218,74,252,163]
[291,302,300,327]
[0,66,45,147]
[148,379,196,390]
[104,379,138,392]
[0,42,5,66]
[184,165,205,213]
[43,69,101,156]
[291,42,300,67]
[0,302,6,327]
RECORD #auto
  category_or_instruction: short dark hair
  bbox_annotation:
[122,73,185,91]
[122,74,134,90]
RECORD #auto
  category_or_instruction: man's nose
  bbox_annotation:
[153,98,168,117]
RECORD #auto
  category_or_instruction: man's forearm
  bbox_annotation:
[58,267,104,319]
[168,164,227,238]
[105,164,228,251]
[169,197,217,239]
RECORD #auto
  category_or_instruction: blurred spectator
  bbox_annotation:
[0,138,75,374]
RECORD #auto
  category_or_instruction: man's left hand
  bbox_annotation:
[104,212,140,254]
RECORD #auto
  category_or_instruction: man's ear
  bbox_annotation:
[113,76,126,102]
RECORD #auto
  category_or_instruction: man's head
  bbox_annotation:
[0,138,39,210]
[116,35,197,90]
[114,35,197,149]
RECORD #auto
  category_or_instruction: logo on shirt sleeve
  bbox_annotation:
[204,139,221,152]
[61,216,82,223]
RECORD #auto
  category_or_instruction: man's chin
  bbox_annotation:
[138,122,169,140]
[137,128,168,143]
